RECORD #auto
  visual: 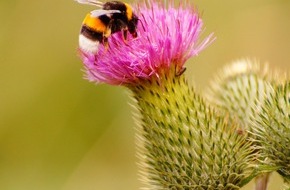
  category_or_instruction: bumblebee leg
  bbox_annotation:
[107,20,115,35]
[118,20,128,42]
[103,37,109,49]
[112,19,128,43]
[122,28,128,42]
[104,28,111,38]
[131,31,137,38]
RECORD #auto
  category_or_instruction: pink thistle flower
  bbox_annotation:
[79,0,214,85]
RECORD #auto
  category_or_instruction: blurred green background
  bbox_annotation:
[0,0,289,189]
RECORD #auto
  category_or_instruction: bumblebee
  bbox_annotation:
[77,0,139,53]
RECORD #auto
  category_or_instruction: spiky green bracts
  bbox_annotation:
[129,66,257,189]
[206,59,289,188]
[252,81,290,185]
[205,60,274,132]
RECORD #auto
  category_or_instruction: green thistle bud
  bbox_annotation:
[205,59,289,189]
[205,59,274,132]
[129,66,256,189]
[252,81,290,184]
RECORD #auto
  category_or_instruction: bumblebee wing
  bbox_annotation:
[75,0,104,8]
[90,9,121,18]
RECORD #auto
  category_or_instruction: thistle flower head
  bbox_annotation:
[79,0,214,85]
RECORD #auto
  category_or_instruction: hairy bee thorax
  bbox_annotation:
[78,0,138,53]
